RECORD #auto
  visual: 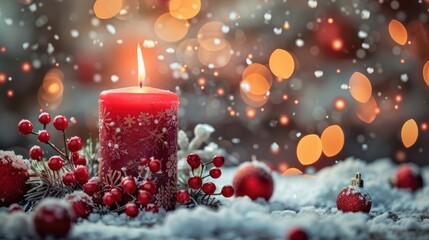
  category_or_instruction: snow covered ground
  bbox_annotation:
[1,158,429,239]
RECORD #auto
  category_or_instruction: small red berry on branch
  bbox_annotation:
[38,112,51,125]
[148,159,162,173]
[17,119,33,135]
[221,185,235,198]
[140,179,157,194]
[103,192,116,207]
[110,188,123,202]
[187,153,202,169]
[188,176,203,189]
[176,190,190,204]
[29,145,43,160]
[83,178,101,196]
[53,115,68,130]
[137,190,152,205]
[67,136,83,152]
[125,202,139,218]
[212,155,225,167]
[122,178,137,195]
[48,156,64,171]
[37,130,51,143]
[62,172,77,186]
[74,166,89,185]
[209,168,222,179]
[202,182,216,195]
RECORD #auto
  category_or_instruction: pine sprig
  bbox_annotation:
[83,136,99,178]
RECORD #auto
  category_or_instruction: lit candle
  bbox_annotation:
[99,45,179,211]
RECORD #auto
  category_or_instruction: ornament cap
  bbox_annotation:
[350,172,364,187]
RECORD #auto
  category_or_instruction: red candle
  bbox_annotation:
[99,45,179,211]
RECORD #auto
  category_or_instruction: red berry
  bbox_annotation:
[53,115,68,130]
[176,190,190,204]
[209,168,222,179]
[83,178,101,196]
[8,203,23,213]
[148,159,162,173]
[287,227,308,240]
[37,130,50,143]
[137,190,152,205]
[103,192,116,206]
[125,202,139,218]
[17,119,33,135]
[62,172,77,186]
[140,158,149,166]
[66,191,93,219]
[187,153,201,169]
[145,204,159,213]
[67,136,82,152]
[74,166,89,185]
[122,179,137,195]
[110,188,123,202]
[221,185,235,198]
[48,156,64,171]
[74,155,87,166]
[212,155,225,167]
[38,112,51,125]
[29,145,43,160]
[202,182,216,195]
[188,176,203,189]
[140,180,157,194]
[33,200,73,238]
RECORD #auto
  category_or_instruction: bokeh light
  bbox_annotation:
[355,96,378,124]
[401,119,418,148]
[297,134,322,165]
[388,19,408,45]
[282,167,303,176]
[321,125,344,157]
[94,0,123,20]
[154,13,189,42]
[423,59,429,87]
[333,97,347,111]
[169,0,201,20]
[269,49,295,79]
[349,71,372,103]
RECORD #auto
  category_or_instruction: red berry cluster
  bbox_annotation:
[176,153,234,206]
[18,113,89,188]
[83,158,162,218]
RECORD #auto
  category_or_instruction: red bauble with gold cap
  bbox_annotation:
[336,172,372,213]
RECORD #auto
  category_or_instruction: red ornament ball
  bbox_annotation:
[212,155,225,167]
[176,190,190,204]
[140,180,157,194]
[221,185,235,198]
[394,164,424,192]
[48,156,64,171]
[188,176,203,189]
[232,161,274,201]
[0,151,29,207]
[38,112,51,125]
[37,130,50,143]
[148,159,162,173]
[287,227,308,240]
[138,190,152,205]
[209,167,222,179]
[202,182,216,195]
[33,199,73,238]
[65,191,93,219]
[187,153,202,169]
[53,115,68,130]
[29,145,43,160]
[67,136,83,152]
[18,119,33,135]
[74,165,89,185]
[125,202,139,218]
[62,172,77,186]
[336,173,372,213]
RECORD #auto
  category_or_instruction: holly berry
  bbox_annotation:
[38,112,51,125]
[65,191,93,219]
[187,153,201,169]
[137,190,152,205]
[188,176,203,189]
[29,145,43,160]
[140,180,157,194]
[62,172,77,186]
[125,202,139,218]
[83,177,101,196]
[202,182,216,195]
[53,115,68,130]
[148,159,162,173]
[110,188,123,202]
[33,199,73,238]
[102,192,116,206]
[145,204,159,213]
[212,155,225,167]
[140,158,149,166]
[221,185,235,198]
[48,156,64,171]
[73,154,86,166]
[37,130,50,143]
[176,190,190,204]
[67,136,82,152]
[287,227,308,240]
[74,166,89,185]
[18,119,33,135]
[209,168,222,179]
[121,178,137,195]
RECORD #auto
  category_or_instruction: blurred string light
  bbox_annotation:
[388,19,408,45]
[401,119,418,148]
[297,134,322,165]
[268,49,295,79]
[37,68,64,110]
[320,125,344,157]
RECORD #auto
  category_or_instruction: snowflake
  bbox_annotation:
[137,112,154,126]
[107,133,128,161]
[99,104,113,130]
[123,114,136,128]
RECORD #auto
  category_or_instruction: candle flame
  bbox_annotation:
[137,44,146,88]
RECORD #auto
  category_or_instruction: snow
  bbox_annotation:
[0,150,28,170]
[1,158,429,239]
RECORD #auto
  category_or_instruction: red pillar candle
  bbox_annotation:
[99,45,179,211]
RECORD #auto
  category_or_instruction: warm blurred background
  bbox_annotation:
[1,0,429,173]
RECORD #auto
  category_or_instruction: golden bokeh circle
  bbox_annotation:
[169,0,201,20]
[154,13,189,42]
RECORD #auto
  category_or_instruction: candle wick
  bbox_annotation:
[140,81,143,88]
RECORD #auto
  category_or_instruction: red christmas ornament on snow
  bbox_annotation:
[394,164,424,192]
[336,172,372,213]
[287,227,308,240]
[33,199,74,238]
[65,191,94,219]
[232,161,274,201]
[0,151,29,207]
